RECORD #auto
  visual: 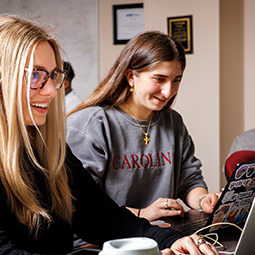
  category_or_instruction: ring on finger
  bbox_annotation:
[197,237,206,248]
[164,199,168,208]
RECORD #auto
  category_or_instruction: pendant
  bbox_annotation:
[144,133,150,146]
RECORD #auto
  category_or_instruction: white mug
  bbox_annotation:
[98,237,161,255]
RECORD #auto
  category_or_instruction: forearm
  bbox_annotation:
[185,187,208,210]
[186,187,220,214]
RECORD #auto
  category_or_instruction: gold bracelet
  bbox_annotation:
[198,194,207,210]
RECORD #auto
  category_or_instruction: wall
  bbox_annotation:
[99,0,221,193]
[244,0,255,131]
[220,0,255,187]
[220,0,244,188]
[0,0,99,101]
[99,0,143,79]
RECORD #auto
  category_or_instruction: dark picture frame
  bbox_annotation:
[168,15,193,54]
[113,3,144,45]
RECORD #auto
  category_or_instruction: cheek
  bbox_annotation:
[147,85,161,96]
[22,85,37,102]
[138,82,158,95]
[136,87,154,97]
[134,79,160,100]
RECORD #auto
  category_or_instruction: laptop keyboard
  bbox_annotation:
[175,218,208,236]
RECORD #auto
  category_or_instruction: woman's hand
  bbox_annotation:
[201,193,221,214]
[163,233,219,255]
[186,187,221,214]
[139,198,185,222]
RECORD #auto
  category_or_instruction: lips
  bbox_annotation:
[157,98,167,102]
[154,96,167,104]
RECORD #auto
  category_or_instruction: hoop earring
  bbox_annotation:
[130,85,134,93]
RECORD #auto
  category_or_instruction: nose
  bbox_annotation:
[161,82,172,98]
[39,77,57,97]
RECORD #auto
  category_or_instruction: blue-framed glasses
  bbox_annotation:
[24,68,66,90]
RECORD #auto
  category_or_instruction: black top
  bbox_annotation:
[0,146,183,254]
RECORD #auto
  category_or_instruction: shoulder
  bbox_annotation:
[159,110,190,139]
[236,129,255,140]
[162,109,184,123]
[66,106,115,135]
[67,106,108,124]
[228,129,255,155]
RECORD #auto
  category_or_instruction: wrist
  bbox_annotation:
[137,208,142,217]
[198,194,207,210]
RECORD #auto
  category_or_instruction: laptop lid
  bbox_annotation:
[234,196,255,255]
[205,160,255,233]
[157,161,255,237]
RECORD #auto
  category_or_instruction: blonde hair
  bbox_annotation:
[0,15,72,235]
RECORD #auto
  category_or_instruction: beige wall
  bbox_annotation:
[98,0,254,194]
[219,0,255,187]
[244,0,255,130]
[220,0,244,188]
[99,0,143,79]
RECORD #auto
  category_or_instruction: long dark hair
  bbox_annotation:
[69,31,186,115]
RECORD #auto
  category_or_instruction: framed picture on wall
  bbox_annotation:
[113,3,144,45]
[168,15,193,54]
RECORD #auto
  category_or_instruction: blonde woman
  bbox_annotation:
[0,15,218,255]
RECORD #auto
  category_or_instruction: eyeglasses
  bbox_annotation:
[24,68,66,90]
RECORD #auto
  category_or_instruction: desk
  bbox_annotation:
[70,210,241,254]
[159,209,241,253]
[70,232,240,255]
[218,230,239,253]
[67,247,100,255]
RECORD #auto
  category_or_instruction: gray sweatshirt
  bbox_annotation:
[66,106,207,208]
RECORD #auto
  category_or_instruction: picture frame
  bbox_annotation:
[168,15,193,54]
[113,3,144,45]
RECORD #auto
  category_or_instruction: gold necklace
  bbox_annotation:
[134,117,152,146]
[125,104,152,145]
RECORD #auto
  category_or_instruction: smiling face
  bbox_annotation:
[125,60,183,120]
[22,41,58,126]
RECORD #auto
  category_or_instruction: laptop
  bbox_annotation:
[232,196,255,255]
[159,160,255,236]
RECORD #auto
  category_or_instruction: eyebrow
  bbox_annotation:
[33,65,58,72]
[152,74,183,79]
